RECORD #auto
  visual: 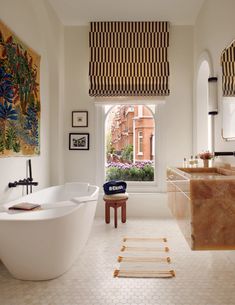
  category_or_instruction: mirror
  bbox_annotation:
[222,97,235,140]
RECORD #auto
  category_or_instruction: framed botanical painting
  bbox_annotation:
[72,111,88,127]
[0,20,41,157]
[69,133,89,150]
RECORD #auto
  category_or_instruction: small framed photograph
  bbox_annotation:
[69,133,89,150]
[72,111,88,127]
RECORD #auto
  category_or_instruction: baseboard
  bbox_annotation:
[95,192,171,218]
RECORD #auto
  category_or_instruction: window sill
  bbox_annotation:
[125,181,160,193]
[98,181,160,194]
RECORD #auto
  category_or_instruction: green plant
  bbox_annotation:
[12,141,21,153]
[24,101,40,146]
[0,131,4,153]
[1,37,39,114]
[0,31,40,156]
[5,125,17,150]
[142,165,154,181]
[106,162,154,181]
[129,166,141,180]
[121,144,133,162]
[106,131,115,155]
[106,167,122,181]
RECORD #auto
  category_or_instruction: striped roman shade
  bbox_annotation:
[89,22,170,97]
[221,40,235,96]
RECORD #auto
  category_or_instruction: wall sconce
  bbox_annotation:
[208,77,218,115]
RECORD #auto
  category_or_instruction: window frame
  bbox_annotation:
[151,134,155,157]
[95,101,166,193]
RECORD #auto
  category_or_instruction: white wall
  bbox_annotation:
[95,193,171,218]
[0,0,64,205]
[64,26,97,185]
[194,0,235,166]
[196,60,210,153]
[63,25,194,216]
[165,26,193,168]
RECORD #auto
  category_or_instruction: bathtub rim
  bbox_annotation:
[0,183,99,222]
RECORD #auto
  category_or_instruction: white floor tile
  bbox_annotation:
[0,218,235,305]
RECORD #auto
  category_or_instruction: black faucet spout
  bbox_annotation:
[8,181,18,188]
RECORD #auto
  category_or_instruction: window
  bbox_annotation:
[105,105,155,182]
[138,131,143,155]
[222,97,235,140]
[95,101,166,192]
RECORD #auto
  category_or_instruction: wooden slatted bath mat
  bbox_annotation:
[114,237,175,279]
[120,245,170,252]
[114,269,175,278]
[123,237,167,243]
[117,256,171,263]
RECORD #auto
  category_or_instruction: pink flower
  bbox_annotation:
[198,151,213,160]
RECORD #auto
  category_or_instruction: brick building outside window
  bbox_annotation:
[105,105,155,181]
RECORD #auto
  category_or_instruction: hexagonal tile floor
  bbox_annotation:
[0,218,235,305]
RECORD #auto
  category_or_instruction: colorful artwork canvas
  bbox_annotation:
[0,20,40,157]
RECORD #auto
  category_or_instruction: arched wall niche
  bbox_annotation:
[195,50,214,154]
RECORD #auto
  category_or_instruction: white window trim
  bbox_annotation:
[151,134,155,156]
[95,101,166,193]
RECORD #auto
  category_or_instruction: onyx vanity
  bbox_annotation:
[167,167,235,250]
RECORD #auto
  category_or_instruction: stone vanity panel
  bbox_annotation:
[167,167,235,250]
[191,179,235,250]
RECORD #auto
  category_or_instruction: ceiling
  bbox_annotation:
[48,0,205,26]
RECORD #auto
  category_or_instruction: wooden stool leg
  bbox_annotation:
[105,202,110,224]
[121,201,126,223]
[114,205,118,228]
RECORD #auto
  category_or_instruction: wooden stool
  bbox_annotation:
[103,193,128,228]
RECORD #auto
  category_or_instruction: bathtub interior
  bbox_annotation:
[1,183,99,219]
[6,183,97,204]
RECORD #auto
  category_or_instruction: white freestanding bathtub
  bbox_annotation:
[0,183,99,281]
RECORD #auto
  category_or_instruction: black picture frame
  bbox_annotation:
[72,111,88,127]
[69,133,89,150]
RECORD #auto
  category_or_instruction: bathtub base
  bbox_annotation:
[0,183,99,280]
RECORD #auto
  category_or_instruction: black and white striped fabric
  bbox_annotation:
[89,22,170,97]
[221,40,235,96]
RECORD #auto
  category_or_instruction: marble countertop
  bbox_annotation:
[168,166,235,180]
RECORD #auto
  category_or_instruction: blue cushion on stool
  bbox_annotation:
[103,180,127,195]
